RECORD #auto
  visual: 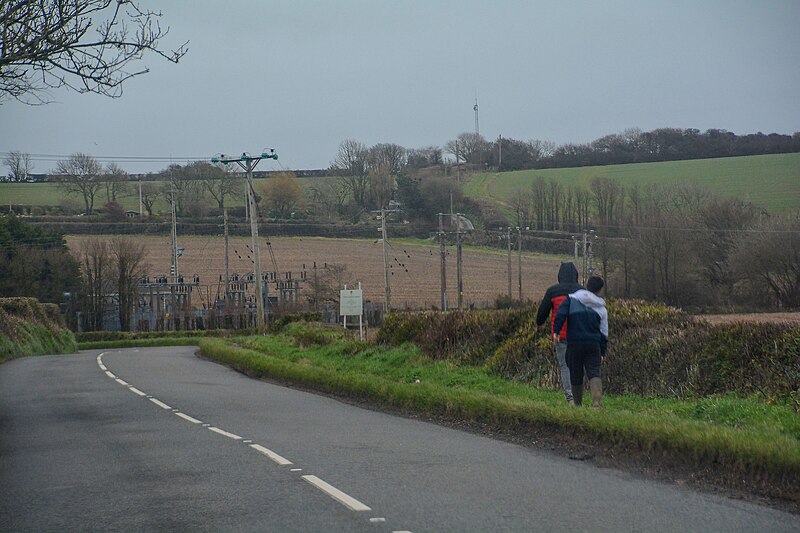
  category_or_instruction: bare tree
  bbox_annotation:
[139,182,159,217]
[308,179,348,221]
[445,132,489,165]
[407,145,442,169]
[191,161,242,210]
[3,150,33,181]
[731,214,800,308]
[331,139,369,208]
[590,176,625,227]
[110,236,147,331]
[56,152,103,214]
[159,163,199,216]
[0,0,188,103]
[303,263,354,307]
[696,197,758,294]
[508,186,532,228]
[368,143,406,176]
[77,238,113,330]
[102,162,129,203]
[528,139,556,160]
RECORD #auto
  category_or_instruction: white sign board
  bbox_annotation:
[339,289,363,316]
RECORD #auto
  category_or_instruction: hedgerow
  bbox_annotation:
[380,301,800,405]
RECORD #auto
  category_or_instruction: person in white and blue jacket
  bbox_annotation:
[552,276,608,408]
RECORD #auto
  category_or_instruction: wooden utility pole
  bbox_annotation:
[212,150,278,332]
[381,207,391,312]
[498,134,502,171]
[456,218,463,310]
[506,226,512,298]
[223,207,230,304]
[517,227,523,301]
[170,185,179,283]
[439,213,447,311]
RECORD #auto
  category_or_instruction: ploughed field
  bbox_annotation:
[66,235,563,309]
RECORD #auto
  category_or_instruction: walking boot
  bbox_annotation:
[572,384,583,406]
[589,377,602,409]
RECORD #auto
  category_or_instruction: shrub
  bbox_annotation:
[379,309,533,364]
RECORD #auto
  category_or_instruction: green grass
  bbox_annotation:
[0,324,77,362]
[465,153,800,214]
[78,337,203,350]
[0,176,333,214]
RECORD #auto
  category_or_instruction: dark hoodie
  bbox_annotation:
[535,262,582,340]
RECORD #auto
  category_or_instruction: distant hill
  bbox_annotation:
[464,153,800,215]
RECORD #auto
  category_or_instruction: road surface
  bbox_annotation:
[1,347,796,532]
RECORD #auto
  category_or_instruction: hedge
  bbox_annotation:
[379,301,800,404]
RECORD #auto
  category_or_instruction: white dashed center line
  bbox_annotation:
[149,398,172,410]
[301,475,371,512]
[175,412,203,424]
[208,426,242,440]
[250,443,293,465]
[94,351,410,529]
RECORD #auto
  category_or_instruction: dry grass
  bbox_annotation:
[65,235,565,309]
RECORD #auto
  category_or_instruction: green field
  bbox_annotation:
[2,154,799,215]
[465,153,800,214]
[0,177,330,214]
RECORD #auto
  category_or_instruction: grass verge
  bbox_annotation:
[78,338,203,350]
[196,327,800,505]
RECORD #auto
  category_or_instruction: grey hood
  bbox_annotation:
[570,289,609,337]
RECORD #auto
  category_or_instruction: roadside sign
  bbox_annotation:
[339,288,363,316]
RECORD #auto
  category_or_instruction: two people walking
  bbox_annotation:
[536,263,608,408]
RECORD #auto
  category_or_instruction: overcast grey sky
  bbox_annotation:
[1,0,799,174]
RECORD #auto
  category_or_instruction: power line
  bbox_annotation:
[0,152,210,164]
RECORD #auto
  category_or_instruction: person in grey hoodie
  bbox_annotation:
[552,276,608,408]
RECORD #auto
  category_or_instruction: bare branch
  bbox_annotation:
[0,0,188,103]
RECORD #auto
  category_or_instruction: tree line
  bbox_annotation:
[505,175,800,310]
[0,215,147,330]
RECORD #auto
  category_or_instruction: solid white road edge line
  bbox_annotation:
[249,444,293,465]
[175,412,203,424]
[149,398,172,410]
[301,475,371,512]
[129,386,147,397]
[208,426,242,440]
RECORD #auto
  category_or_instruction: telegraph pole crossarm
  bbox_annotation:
[212,150,279,332]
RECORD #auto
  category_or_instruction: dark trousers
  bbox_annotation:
[566,343,602,387]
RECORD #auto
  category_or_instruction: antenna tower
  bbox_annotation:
[473,97,479,136]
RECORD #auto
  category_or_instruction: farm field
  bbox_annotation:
[0,176,332,215]
[465,153,800,214]
[65,235,565,310]
[3,154,798,217]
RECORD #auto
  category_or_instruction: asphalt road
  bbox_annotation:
[1,347,796,532]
